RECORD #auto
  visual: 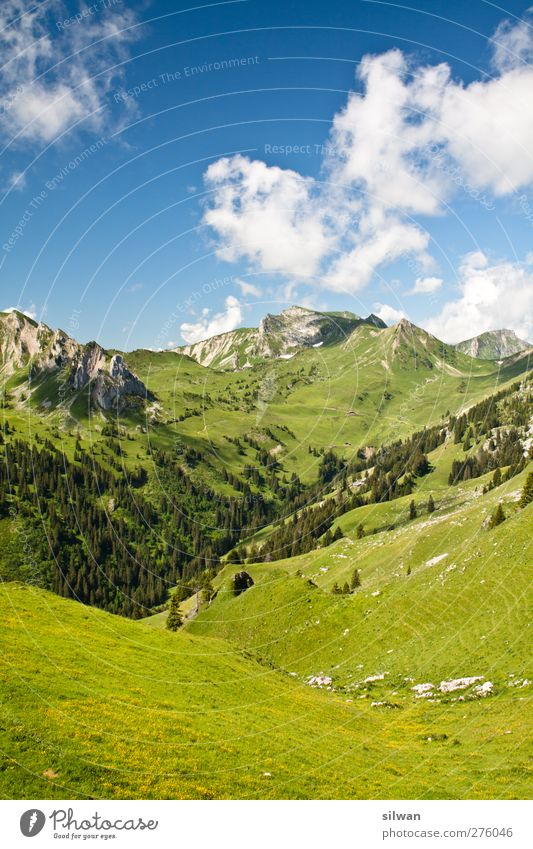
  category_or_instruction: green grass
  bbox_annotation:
[1,323,531,800]
[4,325,530,496]
[0,581,531,800]
[190,464,532,690]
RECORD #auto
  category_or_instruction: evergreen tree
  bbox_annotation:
[356,523,365,539]
[519,471,533,507]
[488,503,506,529]
[227,549,241,564]
[409,499,417,520]
[463,427,473,452]
[202,580,215,603]
[342,582,350,595]
[350,568,361,590]
[427,494,435,513]
[166,593,183,631]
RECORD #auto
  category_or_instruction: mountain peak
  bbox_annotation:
[0,312,152,411]
[454,329,531,360]
[178,306,382,368]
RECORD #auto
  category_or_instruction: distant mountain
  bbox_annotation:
[176,306,387,368]
[0,309,152,411]
[375,318,461,372]
[454,329,531,360]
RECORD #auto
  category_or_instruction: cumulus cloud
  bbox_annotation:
[180,296,243,344]
[0,0,138,147]
[235,278,262,297]
[204,156,333,279]
[203,11,533,293]
[423,252,533,343]
[406,276,443,295]
[491,9,533,71]
[373,303,407,325]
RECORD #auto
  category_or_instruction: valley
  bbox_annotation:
[0,305,531,799]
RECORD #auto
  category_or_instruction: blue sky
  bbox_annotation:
[1,0,533,349]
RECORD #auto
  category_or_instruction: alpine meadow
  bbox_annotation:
[0,305,531,799]
[0,0,532,811]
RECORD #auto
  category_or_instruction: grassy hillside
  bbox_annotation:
[5,321,531,495]
[0,581,530,800]
[190,458,532,688]
[1,311,531,801]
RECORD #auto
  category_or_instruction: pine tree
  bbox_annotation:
[409,499,417,520]
[356,523,365,539]
[463,427,473,452]
[519,471,533,507]
[488,503,506,529]
[227,549,241,564]
[350,568,361,590]
[492,468,502,487]
[166,593,183,631]
[342,582,350,595]
[322,529,333,547]
[427,494,435,513]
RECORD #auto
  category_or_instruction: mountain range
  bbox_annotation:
[0,301,531,801]
[176,306,531,369]
[2,306,531,399]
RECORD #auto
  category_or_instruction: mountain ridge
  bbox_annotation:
[453,328,531,360]
[176,306,386,369]
[0,309,152,411]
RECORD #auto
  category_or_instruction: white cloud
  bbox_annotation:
[406,276,443,295]
[491,9,533,71]
[324,216,430,292]
[204,155,333,279]
[203,12,533,291]
[0,0,138,147]
[373,303,407,325]
[235,278,262,297]
[424,253,533,343]
[7,171,27,191]
[3,304,37,319]
[180,296,243,344]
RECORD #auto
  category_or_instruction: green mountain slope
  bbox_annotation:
[190,456,532,690]
[0,580,530,800]
[0,306,532,801]
[175,306,386,369]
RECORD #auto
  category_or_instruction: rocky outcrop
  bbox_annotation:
[70,341,107,389]
[454,329,531,360]
[176,306,383,369]
[90,354,153,411]
[1,309,152,411]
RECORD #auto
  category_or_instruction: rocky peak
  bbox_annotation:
[1,310,153,411]
[1,310,50,373]
[176,305,387,368]
[365,313,387,329]
[69,345,153,410]
[454,329,531,360]
[70,342,107,389]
